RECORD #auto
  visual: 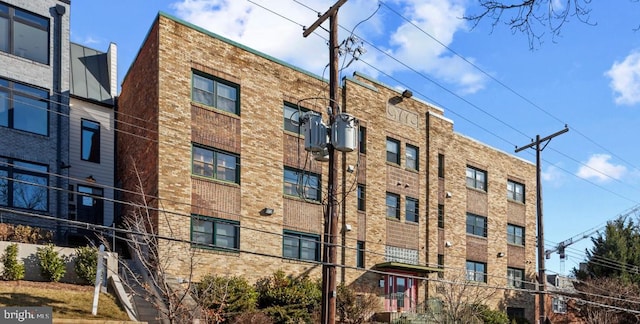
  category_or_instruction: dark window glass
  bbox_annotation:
[359,126,366,154]
[76,185,103,225]
[0,78,48,135]
[357,184,365,211]
[507,224,525,245]
[406,197,419,223]
[283,167,320,201]
[356,241,365,268]
[466,213,487,237]
[437,254,444,278]
[283,230,320,261]
[438,154,445,178]
[283,103,309,134]
[466,166,487,191]
[438,204,444,228]
[0,159,48,211]
[191,215,239,250]
[507,267,524,288]
[0,5,49,64]
[406,144,418,171]
[386,192,400,219]
[81,120,100,163]
[192,72,239,114]
[386,138,400,164]
[466,261,486,283]
[507,180,525,203]
[192,145,239,184]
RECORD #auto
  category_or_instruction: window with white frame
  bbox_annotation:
[405,144,418,171]
[552,297,567,313]
[283,103,309,134]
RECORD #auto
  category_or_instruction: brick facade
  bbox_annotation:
[117,12,537,322]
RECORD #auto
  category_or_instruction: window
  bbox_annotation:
[466,213,487,237]
[191,215,240,250]
[466,166,487,191]
[359,126,366,154]
[81,119,100,163]
[357,184,365,211]
[507,267,524,288]
[283,167,320,201]
[0,3,49,64]
[507,180,525,203]
[386,192,400,219]
[552,297,567,313]
[0,159,48,211]
[76,185,103,225]
[438,154,445,178]
[507,307,525,321]
[466,261,486,283]
[283,230,320,261]
[283,103,309,134]
[437,204,445,228]
[386,137,400,164]
[356,241,365,268]
[192,72,239,114]
[507,224,525,245]
[0,78,48,135]
[405,144,418,171]
[405,197,419,223]
[192,145,239,184]
[437,254,444,278]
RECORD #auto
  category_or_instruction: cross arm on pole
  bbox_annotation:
[515,125,568,153]
[302,0,348,37]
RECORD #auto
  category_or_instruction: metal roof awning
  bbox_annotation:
[373,262,443,274]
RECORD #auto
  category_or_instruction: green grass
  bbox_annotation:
[0,280,130,320]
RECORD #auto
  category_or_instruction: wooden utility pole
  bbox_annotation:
[515,126,568,324]
[303,1,347,323]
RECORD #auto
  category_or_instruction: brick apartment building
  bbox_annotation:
[0,0,70,238]
[117,12,537,321]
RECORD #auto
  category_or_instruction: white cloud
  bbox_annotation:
[605,50,640,106]
[542,164,564,184]
[169,0,486,94]
[576,154,626,182]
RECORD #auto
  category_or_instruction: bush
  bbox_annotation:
[255,270,321,324]
[476,304,510,324]
[195,275,258,323]
[37,244,66,282]
[13,225,52,244]
[74,246,98,284]
[1,244,24,281]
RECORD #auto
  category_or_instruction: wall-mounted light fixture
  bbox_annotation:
[497,252,505,258]
[402,90,413,99]
[261,207,274,216]
[444,241,452,248]
[85,175,96,183]
[445,191,452,198]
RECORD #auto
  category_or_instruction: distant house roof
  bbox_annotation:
[70,42,114,105]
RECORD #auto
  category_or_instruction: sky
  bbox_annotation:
[70,0,640,275]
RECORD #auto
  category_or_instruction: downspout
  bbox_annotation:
[54,4,66,242]
[424,111,431,304]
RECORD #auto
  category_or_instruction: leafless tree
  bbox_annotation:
[464,0,597,48]
[429,269,500,324]
[104,163,202,323]
[572,277,640,324]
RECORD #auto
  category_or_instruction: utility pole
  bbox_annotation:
[515,126,568,324]
[303,1,347,323]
